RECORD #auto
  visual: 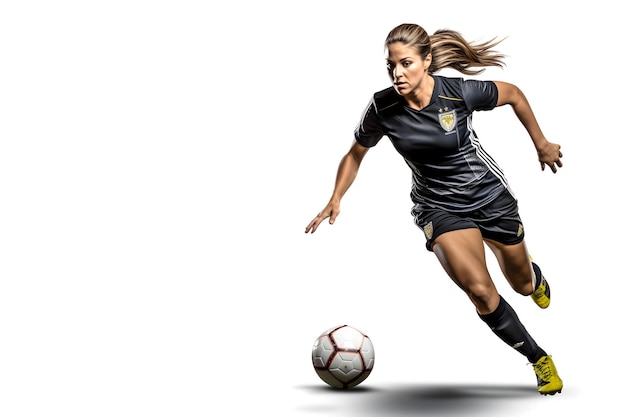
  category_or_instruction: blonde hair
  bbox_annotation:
[385,23,506,75]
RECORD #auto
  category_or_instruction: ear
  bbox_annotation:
[424,53,432,70]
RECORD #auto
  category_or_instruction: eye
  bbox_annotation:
[386,62,393,70]
[402,61,412,67]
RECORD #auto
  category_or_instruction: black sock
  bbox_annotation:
[531,262,542,291]
[478,296,547,363]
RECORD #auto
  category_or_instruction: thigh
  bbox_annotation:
[431,228,500,313]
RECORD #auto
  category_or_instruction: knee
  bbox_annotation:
[503,260,535,296]
[466,283,500,313]
[516,284,534,296]
[511,277,534,296]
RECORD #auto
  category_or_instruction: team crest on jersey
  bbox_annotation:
[438,109,457,132]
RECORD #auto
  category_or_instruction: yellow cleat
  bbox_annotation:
[532,355,563,395]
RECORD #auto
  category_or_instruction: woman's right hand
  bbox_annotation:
[305,141,368,234]
[305,202,340,234]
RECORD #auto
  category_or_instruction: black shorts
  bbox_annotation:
[412,189,525,251]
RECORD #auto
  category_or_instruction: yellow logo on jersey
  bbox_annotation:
[438,110,457,132]
[517,224,524,237]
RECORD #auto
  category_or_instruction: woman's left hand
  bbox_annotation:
[537,141,563,173]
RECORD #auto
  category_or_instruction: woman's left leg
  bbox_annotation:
[483,238,534,295]
[484,238,551,308]
[482,238,562,394]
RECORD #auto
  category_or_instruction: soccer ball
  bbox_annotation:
[311,324,375,389]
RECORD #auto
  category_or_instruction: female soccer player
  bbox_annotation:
[305,23,564,395]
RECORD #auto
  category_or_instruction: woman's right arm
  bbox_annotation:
[304,141,369,234]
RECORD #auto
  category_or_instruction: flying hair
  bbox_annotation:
[385,23,507,75]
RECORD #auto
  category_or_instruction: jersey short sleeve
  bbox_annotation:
[461,79,498,112]
[354,97,384,148]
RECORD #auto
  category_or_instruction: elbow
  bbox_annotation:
[496,82,525,107]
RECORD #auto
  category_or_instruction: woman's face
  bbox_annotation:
[386,42,431,97]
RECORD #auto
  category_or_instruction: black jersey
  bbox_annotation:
[354,75,509,212]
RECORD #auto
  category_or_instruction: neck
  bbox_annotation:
[405,74,434,111]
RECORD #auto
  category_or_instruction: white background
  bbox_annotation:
[1,1,623,416]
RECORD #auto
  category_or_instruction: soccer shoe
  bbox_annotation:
[530,262,551,309]
[532,355,563,395]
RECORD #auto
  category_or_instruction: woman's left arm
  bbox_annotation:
[494,81,563,173]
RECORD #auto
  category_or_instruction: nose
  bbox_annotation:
[393,65,403,80]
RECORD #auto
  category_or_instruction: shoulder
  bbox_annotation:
[435,74,493,85]
[435,75,478,95]
[435,75,494,91]
[371,87,403,113]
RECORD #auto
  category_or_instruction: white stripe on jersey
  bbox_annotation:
[467,115,508,188]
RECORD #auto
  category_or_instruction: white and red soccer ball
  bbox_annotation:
[311,324,375,389]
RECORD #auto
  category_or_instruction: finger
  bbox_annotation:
[306,212,326,233]
[306,221,319,234]
[305,218,318,233]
